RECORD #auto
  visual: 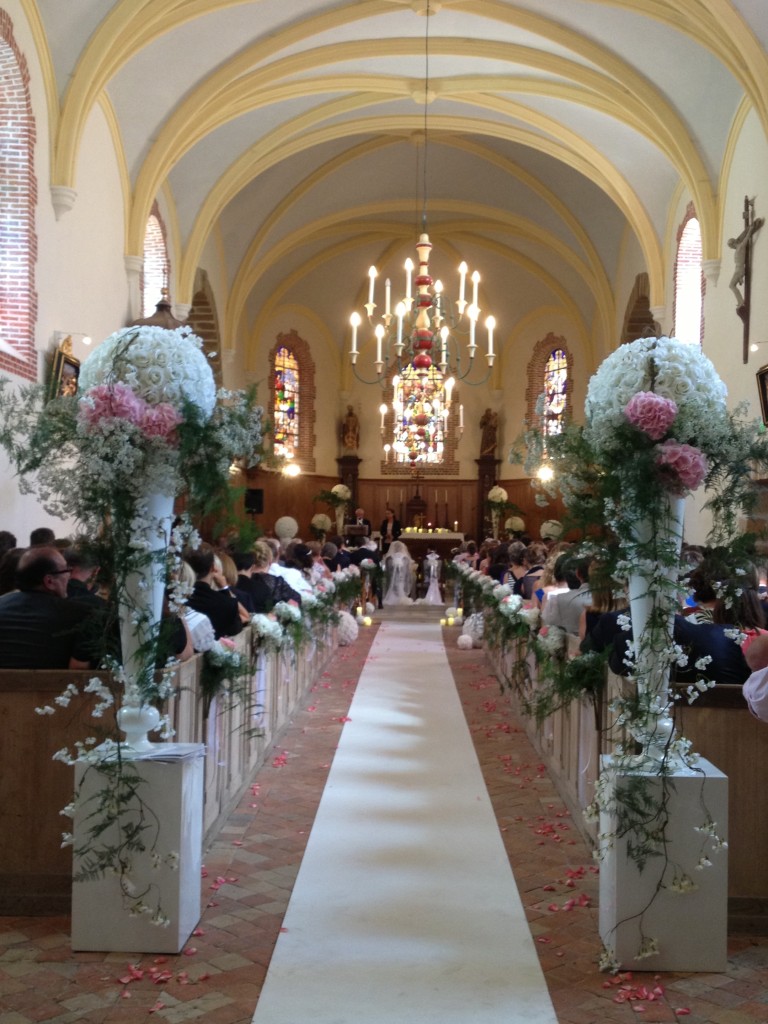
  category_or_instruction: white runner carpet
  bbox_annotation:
[252,620,557,1023]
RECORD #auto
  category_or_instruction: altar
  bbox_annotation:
[392,531,464,563]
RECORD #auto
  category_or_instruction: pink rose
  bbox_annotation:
[140,402,183,441]
[655,440,708,494]
[78,382,145,428]
[624,391,678,440]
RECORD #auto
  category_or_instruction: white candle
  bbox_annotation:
[379,402,387,429]
[375,324,384,364]
[486,315,496,357]
[459,261,467,304]
[368,265,377,305]
[472,270,480,309]
[350,312,360,355]
[385,278,391,316]
[459,404,464,429]
[396,302,404,347]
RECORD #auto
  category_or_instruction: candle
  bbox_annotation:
[458,261,467,305]
[447,616,455,626]
[368,265,377,305]
[472,270,480,309]
[459,404,464,430]
[453,520,458,532]
[486,315,496,357]
[385,277,391,316]
[349,312,360,355]
[363,616,372,626]
[375,324,383,365]
[396,303,404,347]
[440,618,447,626]
[356,605,363,617]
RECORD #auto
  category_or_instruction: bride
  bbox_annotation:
[382,540,415,606]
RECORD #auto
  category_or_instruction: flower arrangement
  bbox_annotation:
[487,484,509,506]
[516,336,768,966]
[0,324,266,922]
[199,638,249,718]
[310,512,332,539]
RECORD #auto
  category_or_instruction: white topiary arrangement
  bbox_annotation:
[337,610,359,646]
[462,612,484,648]
[275,516,299,542]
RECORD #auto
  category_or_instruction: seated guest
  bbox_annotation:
[185,542,243,639]
[64,546,108,609]
[178,560,215,652]
[307,541,332,583]
[516,542,548,600]
[486,543,510,584]
[321,541,342,572]
[0,530,16,559]
[0,547,25,596]
[0,546,100,668]
[29,526,56,547]
[217,548,254,616]
[250,540,301,612]
[542,555,592,634]
[280,541,316,599]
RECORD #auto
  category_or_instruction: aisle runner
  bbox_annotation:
[252,621,557,1024]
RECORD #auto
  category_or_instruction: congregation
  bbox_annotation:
[3,515,767,695]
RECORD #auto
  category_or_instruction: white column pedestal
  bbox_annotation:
[599,756,728,972]
[71,743,205,953]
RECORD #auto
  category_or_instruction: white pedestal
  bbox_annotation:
[71,743,205,953]
[598,756,728,972]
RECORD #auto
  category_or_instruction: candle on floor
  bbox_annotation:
[440,618,447,626]
[363,616,372,626]
[447,616,455,626]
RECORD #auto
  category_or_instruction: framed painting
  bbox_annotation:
[49,338,80,400]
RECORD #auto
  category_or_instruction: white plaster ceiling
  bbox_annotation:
[37,0,768,368]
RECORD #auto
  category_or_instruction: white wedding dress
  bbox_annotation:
[423,553,443,605]
[382,542,414,606]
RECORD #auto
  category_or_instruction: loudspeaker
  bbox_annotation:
[244,488,264,514]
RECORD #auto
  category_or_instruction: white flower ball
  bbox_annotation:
[457,634,474,650]
[584,336,727,455]
[337,610,359,646]
[506,515,525,533]
[79,326,216,417]
[275,516,299,540]
[540,519,562,540]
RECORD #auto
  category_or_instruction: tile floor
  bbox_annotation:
[1,622,767,1024]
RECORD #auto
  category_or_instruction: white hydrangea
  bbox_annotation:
[78,326,216,418]
[584,336,727,456]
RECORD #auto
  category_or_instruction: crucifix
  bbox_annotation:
[728,195,763,362]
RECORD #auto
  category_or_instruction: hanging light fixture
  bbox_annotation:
[348,0,496,390]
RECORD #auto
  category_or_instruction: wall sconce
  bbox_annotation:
[282,461,301,477]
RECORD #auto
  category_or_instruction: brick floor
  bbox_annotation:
[1,622,767,1024]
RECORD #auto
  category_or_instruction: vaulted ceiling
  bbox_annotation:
[38,0,768,370]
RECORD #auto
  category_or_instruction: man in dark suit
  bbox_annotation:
[0,546,100,668]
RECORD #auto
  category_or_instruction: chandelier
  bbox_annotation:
[348,1,495,391]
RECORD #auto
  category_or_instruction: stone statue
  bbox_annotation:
[479,408,498,456]
[728,197,764,313]
[341,404,360,450]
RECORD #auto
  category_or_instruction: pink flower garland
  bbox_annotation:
[78,382,182,443]
[624,391,678,440]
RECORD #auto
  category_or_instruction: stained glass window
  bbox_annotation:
[273,346,300,459]
[390,365,448,466]
[543,348,568,436]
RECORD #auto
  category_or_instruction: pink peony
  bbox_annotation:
[78,382,145,428]
[624,391,678,440]
[140,402,183,441]
[655,439,708,494]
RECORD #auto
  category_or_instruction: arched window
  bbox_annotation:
[391,365,449,466]
[674,207,703,345]
[268,330,316,472]
[273,346,300,460]
[526,334,573,440]
[142,206,170,317]
[0,12,37,380]
[542,348,568,437]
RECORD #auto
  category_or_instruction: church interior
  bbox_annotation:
[3,2,768,1021]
